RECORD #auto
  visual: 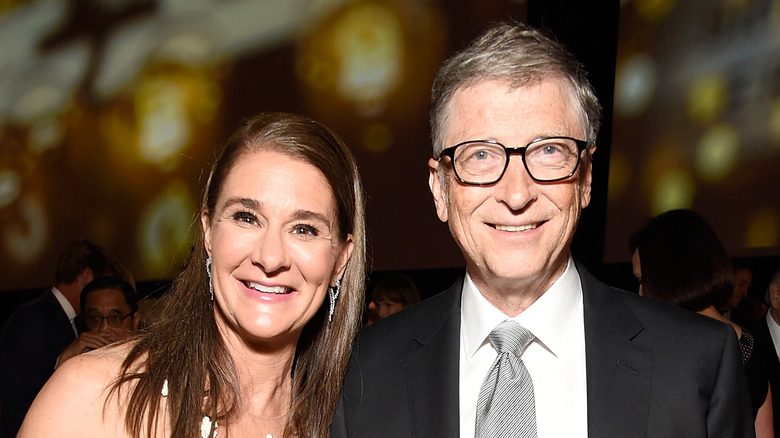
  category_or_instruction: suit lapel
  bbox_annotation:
[580,267,653,437]
[406,277,463,438]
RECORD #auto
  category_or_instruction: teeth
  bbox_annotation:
[247,282,288,294]
[495,224,536,232]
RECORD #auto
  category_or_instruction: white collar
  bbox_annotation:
[461,257,582,359]
[51,286,77,321]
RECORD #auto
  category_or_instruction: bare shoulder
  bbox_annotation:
[18,341,139,438]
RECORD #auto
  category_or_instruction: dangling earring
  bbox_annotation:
[205,256,214,301]
[328,278,341,322]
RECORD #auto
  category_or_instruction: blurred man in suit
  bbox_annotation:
[0,239,123,437]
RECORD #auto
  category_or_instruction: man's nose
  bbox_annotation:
[496,156,537,210]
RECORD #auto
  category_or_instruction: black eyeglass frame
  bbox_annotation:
[84,312,134,329]
[438,136,589,185]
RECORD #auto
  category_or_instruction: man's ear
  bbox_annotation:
[579,146,596,209]
[428,158,449,223]
[770,284,780,309]
[131,311,141,331]
[201,210,212,256]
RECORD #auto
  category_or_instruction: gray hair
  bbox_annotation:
[429,22,602,156]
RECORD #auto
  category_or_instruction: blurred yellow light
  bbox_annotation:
[651,168,695,215]
[332,3,403,116]
[745,208,779,248]
[635,0,678,21]
[770,96,780,145]
[137,181,195,278]
[0,168,21,208]
[28,116,64,154]
[695,124,739,182]
[362,122,393,153]
[607,153,630,200]
[2,193,48,264]
[686,74,728,124]
[136,78,191,168]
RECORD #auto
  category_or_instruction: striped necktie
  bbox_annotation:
[475,320,537,438]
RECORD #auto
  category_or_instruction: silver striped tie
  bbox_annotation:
[475,320,537,438]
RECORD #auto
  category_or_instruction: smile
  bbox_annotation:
[493,223,538,232]
[245,281,289,294]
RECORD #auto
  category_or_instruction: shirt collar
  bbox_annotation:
[51,286,77,321]
[461,257,582,359]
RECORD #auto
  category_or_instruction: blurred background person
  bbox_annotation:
[56,277,141,367]
[728,259,767,328]
[631,209,773,437]
[365,273,421,325]
[19,112,366,438]
[0,239,123,438]
[750,264,780,434]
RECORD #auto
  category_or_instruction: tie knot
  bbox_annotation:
[489,320,534,356]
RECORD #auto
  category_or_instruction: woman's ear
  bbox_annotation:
[333,234,355,282]
[201,210,212,256]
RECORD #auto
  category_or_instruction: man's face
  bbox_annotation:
[428,78,593,305]
[83,287,139,342]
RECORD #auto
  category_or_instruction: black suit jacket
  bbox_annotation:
[332,266,754,437]
[0,289,77,438]
[749,315,780,434]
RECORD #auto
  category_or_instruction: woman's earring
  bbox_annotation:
[328,278,341,322]
[206,256,214,301]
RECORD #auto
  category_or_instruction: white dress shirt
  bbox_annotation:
[459,257,588,438]
[766,311,780,360]
[51,286,78,337]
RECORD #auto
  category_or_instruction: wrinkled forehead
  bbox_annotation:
[440,77,586,140]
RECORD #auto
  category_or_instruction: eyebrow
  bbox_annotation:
[223,197,333,227]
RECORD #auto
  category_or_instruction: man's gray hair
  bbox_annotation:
[429,22,602,156]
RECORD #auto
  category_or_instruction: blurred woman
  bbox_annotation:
[631,209,773,437]
[20,112,366,438]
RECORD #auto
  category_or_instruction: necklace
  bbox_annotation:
[200,416,280,438]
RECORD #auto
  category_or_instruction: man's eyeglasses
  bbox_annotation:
[437,136,589,185]
[84,312,133,329]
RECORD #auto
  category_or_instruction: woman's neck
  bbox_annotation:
[698,305,742,337]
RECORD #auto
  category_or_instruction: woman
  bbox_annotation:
[20,112,366,438]
[631,209,773,437]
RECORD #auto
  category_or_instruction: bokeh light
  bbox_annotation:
[695,124,739,182]
[634,0,677,22]
[745,208,779,248]
[651,168,695,215]
[614,53,657,118]
[3,194,48,265]
[138,181,196,278]
[686,73,728,124]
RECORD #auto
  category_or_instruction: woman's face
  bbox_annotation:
[202,149,354,347]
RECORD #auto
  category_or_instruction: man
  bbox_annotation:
[0,239,122,438]
[56,276,141,366]
[331,22,753,437]
[751,265,780,434]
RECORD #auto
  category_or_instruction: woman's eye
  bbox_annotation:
[292,224,319,237]
[233,211,258,225]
